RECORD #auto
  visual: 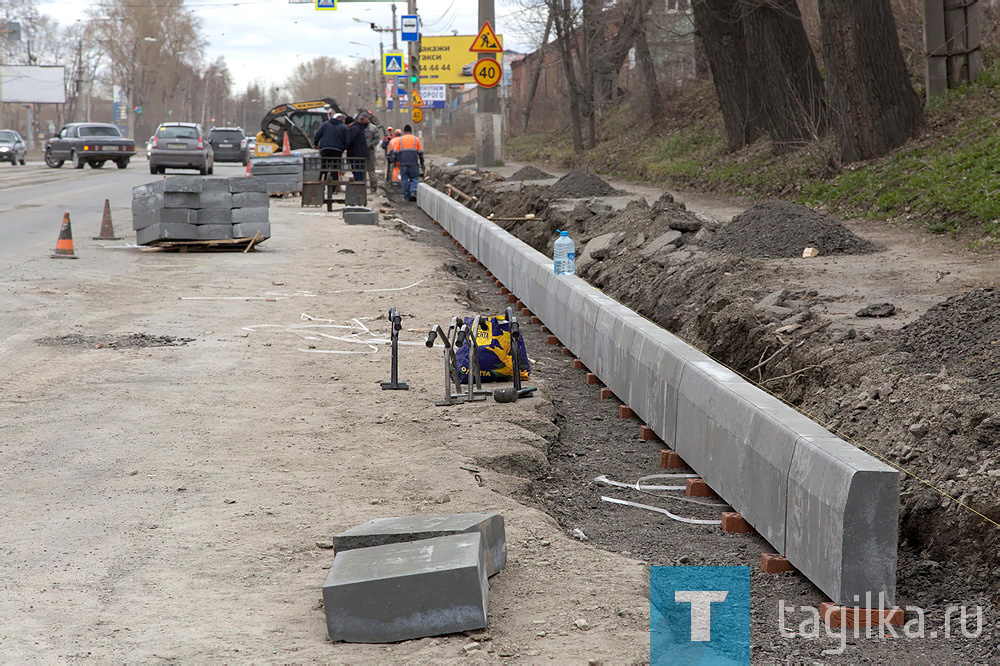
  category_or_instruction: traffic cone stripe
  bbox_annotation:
[51,212,78,259]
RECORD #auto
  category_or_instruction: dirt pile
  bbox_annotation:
[36,333,193,348]
[510,165,554,180]
[547,168,622,198]
[709,200,883,258]
[454,153,475,165]
[896,288,999,389]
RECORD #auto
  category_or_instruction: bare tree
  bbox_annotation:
[691,0,765,150]
[817,0,923,163]
[282,56,353,103]
[741,0,828,151]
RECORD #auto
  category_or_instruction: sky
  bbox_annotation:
[35,0,531,91]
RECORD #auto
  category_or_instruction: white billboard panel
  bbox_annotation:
[0,65,67,104]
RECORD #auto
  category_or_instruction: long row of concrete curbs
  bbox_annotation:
[417,183,900,611]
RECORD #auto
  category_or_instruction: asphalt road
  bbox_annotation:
[0,158,247,262]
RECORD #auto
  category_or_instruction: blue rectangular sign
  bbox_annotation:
[401,14,418,42]
[650,566,750,664]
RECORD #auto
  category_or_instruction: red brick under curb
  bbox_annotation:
[639,425,661,441]
[686,478,716,497]
[547,335,560,345]
[500,287,509,295]
[619,406,637,419]
[507,294,518,303]
[530,316,540,325]
[760,553,796,573]
[521,308,533,317]
[540,326,551,334]
[720,512,755,534]
[562,347,574,357]
[819,602,905,629]
[573,359,588,370]
[659,450,686,469]
[599,388,615,400]
[586,373,602,385]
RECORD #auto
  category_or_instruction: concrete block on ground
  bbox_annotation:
[132,208,195,231]
[195,224,234,240]
[132,193,162,213]
[344,210,378,225]
[136,223,199,245]
[233,223,271,240]
[232,207,269,225]
[322,533,489,643]
[231,191,269,208]
[196,191,232,209]
[785,436,898,606]
[132,181,165,198]
[230,176,268,193]
[195,208,233,225]
[333,513,506,577]
[162,176,203,193]
[252,165,302,175]
[198,178,231,193]
[162,192,201,209]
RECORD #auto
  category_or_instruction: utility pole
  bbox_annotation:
[476,0,501,166]
[369,14,401,131]
[407,0,419,139]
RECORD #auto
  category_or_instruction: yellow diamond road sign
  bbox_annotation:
[412,91,424,107]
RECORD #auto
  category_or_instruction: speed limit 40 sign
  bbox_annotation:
[473,58,502,88]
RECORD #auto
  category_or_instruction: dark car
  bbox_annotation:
[44,123,136,169]
[0,129,27,165]
[148,122,214,175]
[208,127,248,165]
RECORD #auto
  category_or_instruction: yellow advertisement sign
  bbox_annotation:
[420,35,503,85]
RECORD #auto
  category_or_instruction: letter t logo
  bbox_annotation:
[675,591,729,641]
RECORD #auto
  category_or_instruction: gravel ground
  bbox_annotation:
[411,170,1000,662]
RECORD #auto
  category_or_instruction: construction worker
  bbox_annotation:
[346,113,371,184]
[313,111,349,182]
[386,129,403,185]
[388,125,424,202]
[362,112,382,192]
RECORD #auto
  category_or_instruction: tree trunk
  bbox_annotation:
[742,0,829,151]
[582,0,601,149]
[635,22,662,122]
[551,0,585,152]
[818,0,923,163]
[691,0,765,150]
[522,10,554,133]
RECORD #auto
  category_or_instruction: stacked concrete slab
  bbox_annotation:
[249,154,303,194]
[131,176,270,245]
[323,513,506,643]
[418,183,899,607]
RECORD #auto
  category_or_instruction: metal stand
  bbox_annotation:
[428,317,467,406]
[463,315,490,402]
[494,306,536,402]
[380,306,408,390]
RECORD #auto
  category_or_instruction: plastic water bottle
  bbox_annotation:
[553,230,575,275]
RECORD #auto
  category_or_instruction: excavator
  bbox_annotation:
[252,97,346,158]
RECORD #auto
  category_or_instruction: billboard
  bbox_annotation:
[419,35,503,85]
[0,65,66,103]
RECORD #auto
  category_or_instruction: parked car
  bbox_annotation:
[148,122,214,175]
[207,126,249,165]
[44,123,136,169]
[0,129,27,165]
[145,135,154,159]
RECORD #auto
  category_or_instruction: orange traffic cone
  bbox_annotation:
[279,131,291,156]
[244,160,252,177]
[92,199,121,240]
[51,212,78,259]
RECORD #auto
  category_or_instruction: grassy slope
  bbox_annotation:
[507,63,1000,248]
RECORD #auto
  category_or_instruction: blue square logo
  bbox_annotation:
[650,566,750,665]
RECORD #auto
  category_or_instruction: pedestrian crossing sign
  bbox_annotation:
[315,0,337,9]
[469,20,502,53]
[383,52,405,75]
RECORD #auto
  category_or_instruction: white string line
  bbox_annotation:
[601,496,723,526]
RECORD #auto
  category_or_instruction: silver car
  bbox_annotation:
[148,122,214,175]
[0,129,26,165]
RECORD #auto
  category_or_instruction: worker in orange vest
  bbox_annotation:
[386,129,403,184]
[388,125,424,202]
